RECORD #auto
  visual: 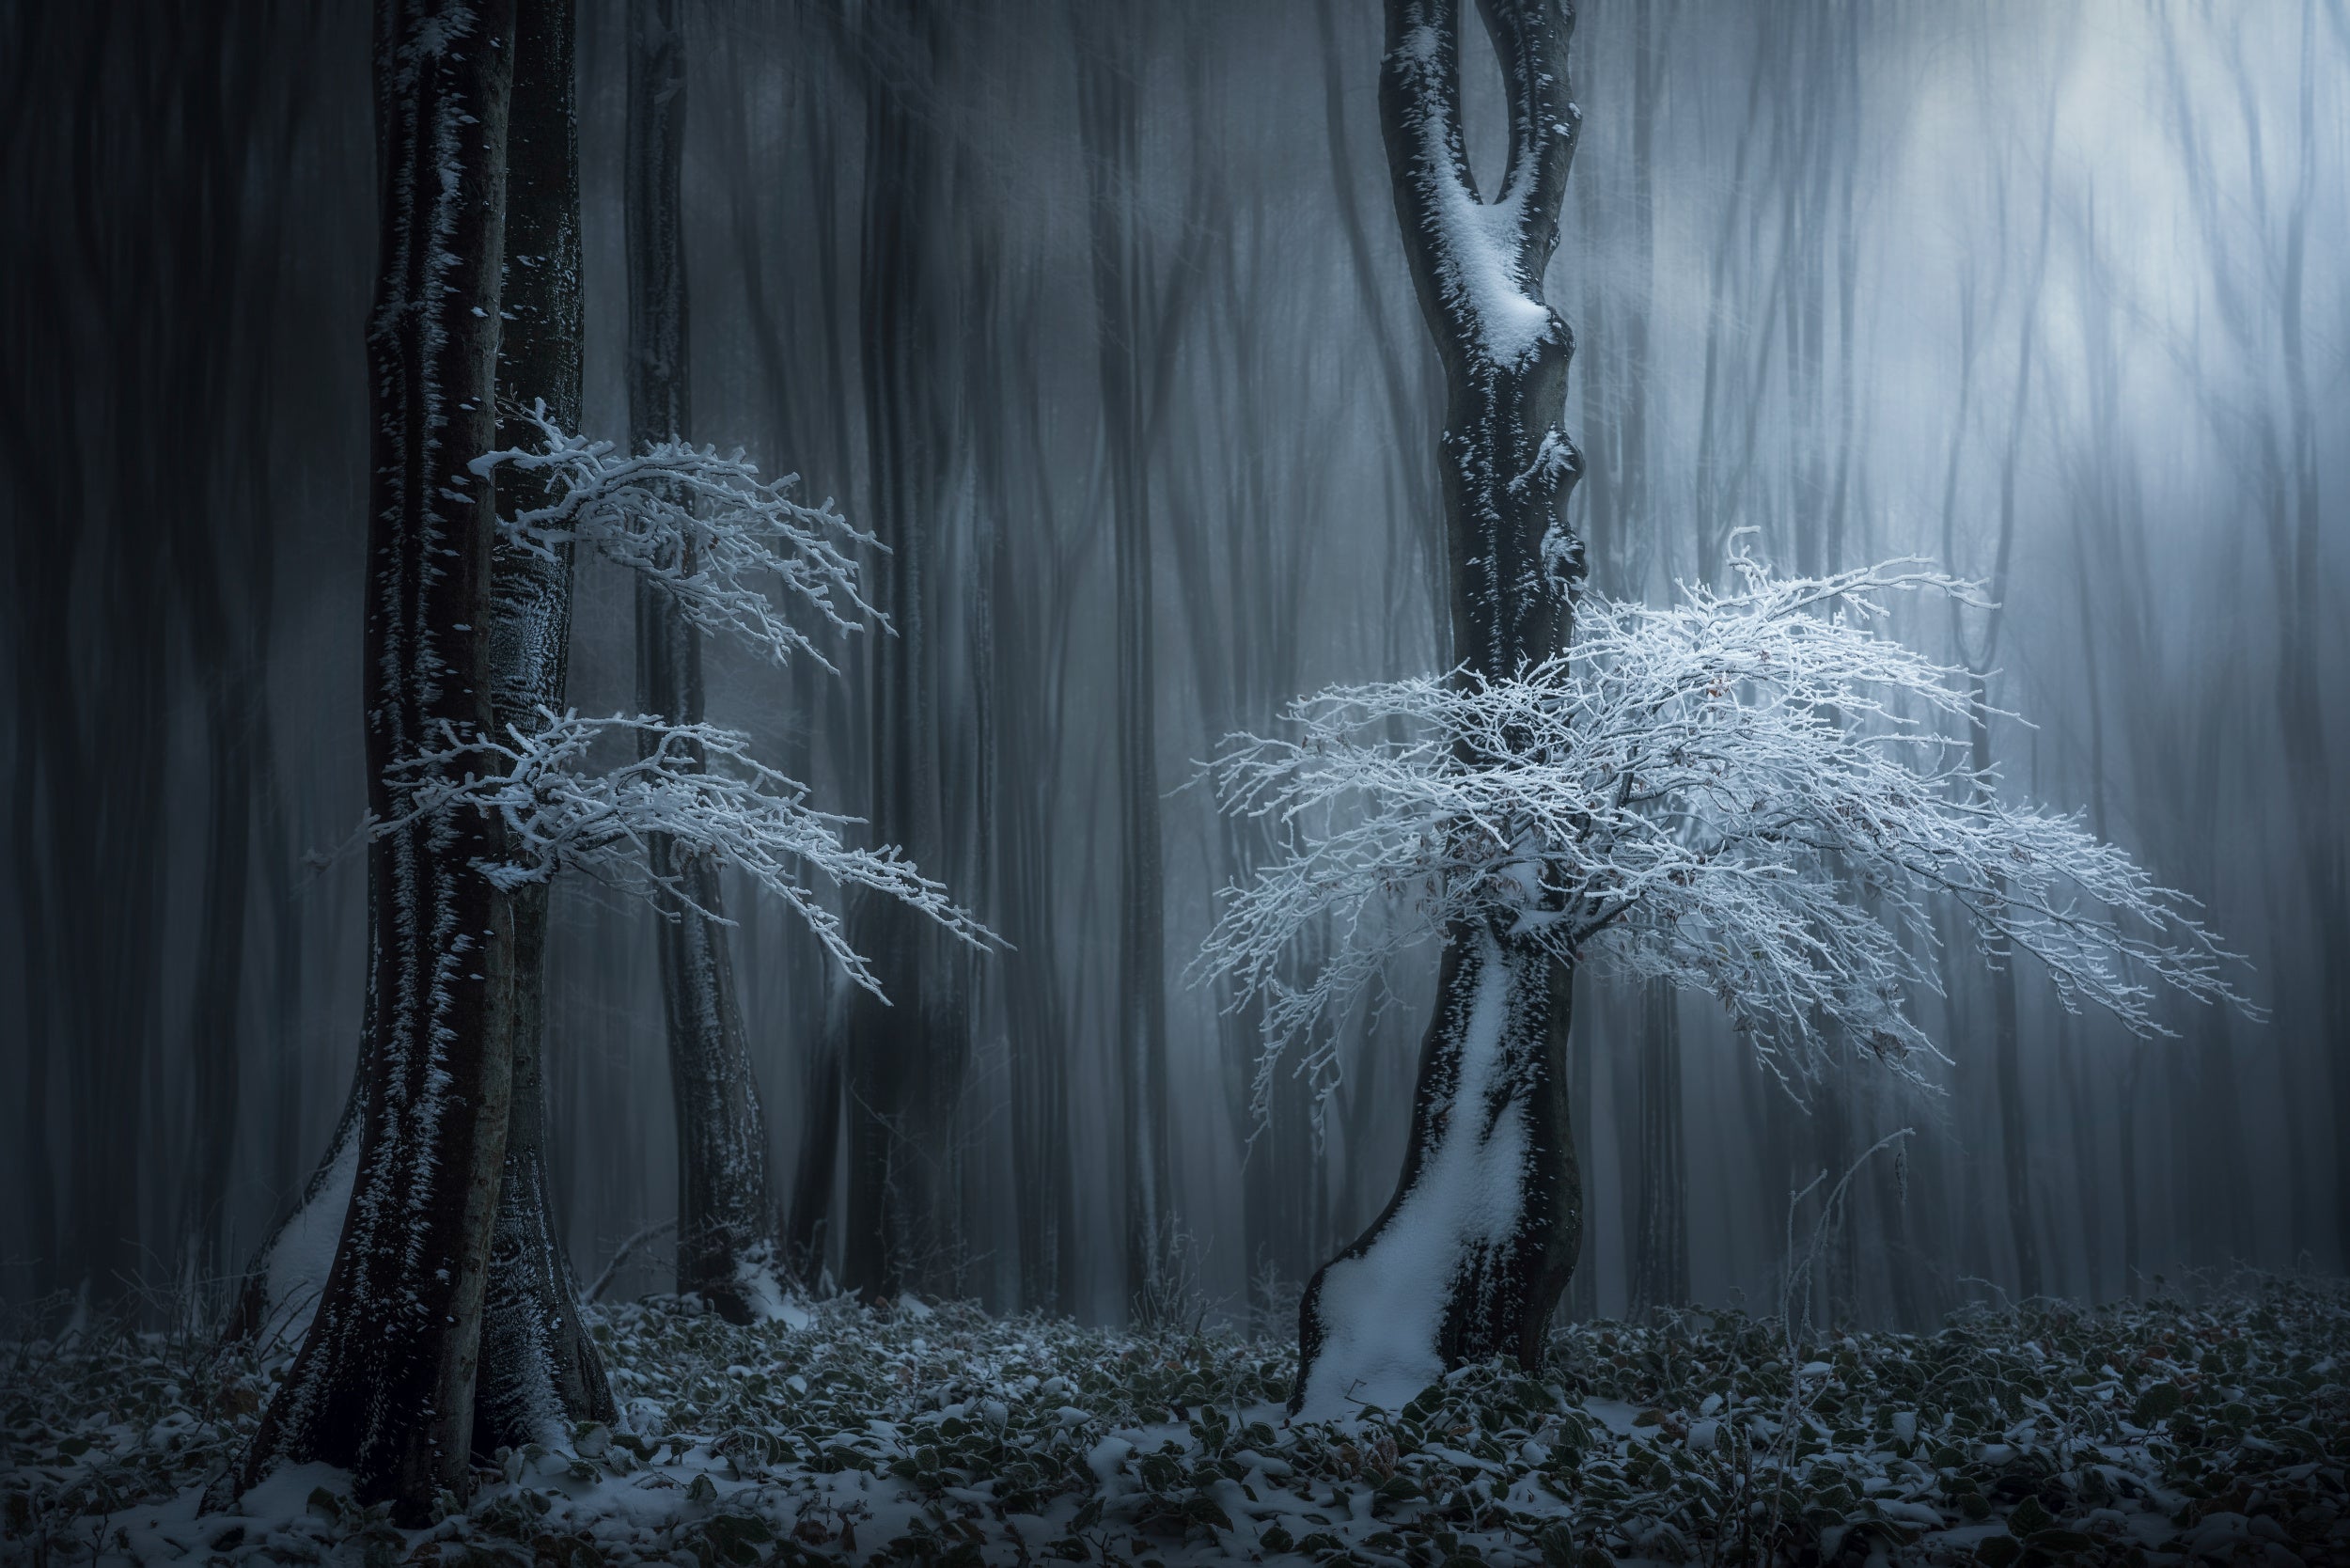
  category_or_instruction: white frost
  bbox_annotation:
[379,708,994,997]
[1196,557,2255,1114]
[471,404,879,673]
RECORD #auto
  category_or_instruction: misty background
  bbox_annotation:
[3,0,2342,1332]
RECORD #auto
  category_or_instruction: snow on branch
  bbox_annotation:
[471,403,879,671]
[1194,558,2255,1112]
[1385,1,1577,368]
[384,708,995,997]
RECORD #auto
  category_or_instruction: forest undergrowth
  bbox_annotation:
[5,1276,2345,1566]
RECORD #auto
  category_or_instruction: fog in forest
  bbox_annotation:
[4,0,2343,1351]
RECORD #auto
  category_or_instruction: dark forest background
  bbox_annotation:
[3,0,2343,1331]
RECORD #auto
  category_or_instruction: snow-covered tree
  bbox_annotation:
[1243,0,1586,1430]
[236,2,981,1510]
[1241,0,2228,1430]
[1198,559,2253,1418]
[229,3,614,1462]
[236,0,521,1518]
[240,404,986,1504]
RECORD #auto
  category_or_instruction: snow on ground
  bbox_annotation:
[5,1278,2346,1564]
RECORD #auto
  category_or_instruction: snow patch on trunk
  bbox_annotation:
[258,1121,360,1348]
[1396,23,1557,369]
[1297,930,1528,1419]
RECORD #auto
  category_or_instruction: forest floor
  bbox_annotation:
[4,1277,2345,1566]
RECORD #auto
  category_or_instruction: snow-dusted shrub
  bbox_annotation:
[9,1281,2345,1563]
[1197,558,2251,1113]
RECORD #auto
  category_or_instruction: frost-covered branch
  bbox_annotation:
[1195,559,2255,1114]
[384,708,994,996]
[471,403,879,671]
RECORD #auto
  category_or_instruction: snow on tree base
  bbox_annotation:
[6,1279,2347,1564]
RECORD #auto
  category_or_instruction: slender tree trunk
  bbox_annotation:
[1294,0,1584,1417]
[238,0,518,1516]
[2270,16,2350,1269]
[1073,5,1177,1322]
[1559,971,1596,1321]
[1985,134,2056,1301]
[784,1026,842,1278]
[626,0,781,1323]
[973,283,1077,1314]
[1626,982,1687,1320]
[2119,1054,2144,1291]
[2055,1010,2108,1302]
[181,665,254,1292]
[1879,1115,1924,1329]
[475,0,616,1448]
[840,0,964,1301]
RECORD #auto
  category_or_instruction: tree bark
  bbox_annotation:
[1294,0,1584,1416]
[238,0,518,1518]
[625,0,782,1324]
[474,0,616,1450]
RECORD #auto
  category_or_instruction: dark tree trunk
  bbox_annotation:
[841,1,966,1302]
[1982,136,2055,1302]
[1294,0,1584,1417]
[625,0,780,1323]
[1559,965,1597,1322]
[475,0,616,1449]
[1297,929,1582,1413]
[1626,982,1688,1320]
[1985,905,2040,1297]
[180,616,255,1295]
[1074,6,1174,1323]
[2267,28,2350,1272]
[238,0,518,1518]
[783,1019,842,1278]
[720,68,854,1291]
[970,274,1077,1316]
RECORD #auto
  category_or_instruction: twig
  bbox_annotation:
[587,1219,678,1304]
